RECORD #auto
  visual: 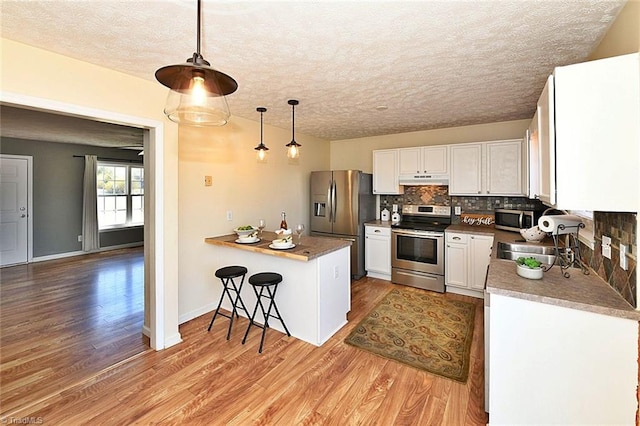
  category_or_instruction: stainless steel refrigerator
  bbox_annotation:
[310,170,375,279]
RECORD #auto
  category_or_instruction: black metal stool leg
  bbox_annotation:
[208,266,248,340]
[265,284,291,337]
[242,285,263,345]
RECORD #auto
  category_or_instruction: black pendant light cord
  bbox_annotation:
[196,0,202,56]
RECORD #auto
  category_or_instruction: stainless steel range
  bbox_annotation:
[391,205,451,292]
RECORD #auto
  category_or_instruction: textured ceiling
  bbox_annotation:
[0,0,625,144]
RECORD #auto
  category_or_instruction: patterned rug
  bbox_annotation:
[345,286,476,382]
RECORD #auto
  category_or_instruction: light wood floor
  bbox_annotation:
[0,247,149,417]
[2,259,488,424]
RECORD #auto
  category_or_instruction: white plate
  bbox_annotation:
[269,243,295,250]
[236,238,260,244]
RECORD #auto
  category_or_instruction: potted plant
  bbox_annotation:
[516,256,544,280]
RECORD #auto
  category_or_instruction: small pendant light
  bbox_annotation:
[254,107,269,161]
[155,0,238,126]
[285,99,301,159]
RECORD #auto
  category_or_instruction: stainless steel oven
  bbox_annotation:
[390,205,450,293]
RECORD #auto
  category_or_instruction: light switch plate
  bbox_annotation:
[204,176,212,186]
[454,206,461,215]
[620,244,628,270]
[602,235,612,259]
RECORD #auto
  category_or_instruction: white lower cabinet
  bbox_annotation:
[489,293,638,425]
[445,231,493,298]
[365,225,391,280]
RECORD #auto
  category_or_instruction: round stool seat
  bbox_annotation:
[248,272,282,286]
[215,265,248,279]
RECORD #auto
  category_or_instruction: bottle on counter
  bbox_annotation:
[381,208,390,221]
[280,211,288,230]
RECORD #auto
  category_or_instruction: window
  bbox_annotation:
[97,162,144,229]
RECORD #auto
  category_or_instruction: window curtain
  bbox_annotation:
[82,155,99,252]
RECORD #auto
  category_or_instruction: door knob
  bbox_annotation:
[19,207,26,211]
[21,214,26,218]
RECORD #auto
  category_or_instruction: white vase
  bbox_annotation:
[516,264,544,280]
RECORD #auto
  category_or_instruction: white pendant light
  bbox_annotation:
[155,0,237,126]
[253,107,269,161]
[285,99,301,159]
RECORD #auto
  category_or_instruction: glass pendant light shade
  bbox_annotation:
[155,0,237,126]
[161,64,233,126]
[254,107,269,161]
[286,99,301,159]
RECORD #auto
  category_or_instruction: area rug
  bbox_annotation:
[344,287,476,382]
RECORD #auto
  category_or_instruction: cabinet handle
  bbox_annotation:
[487,191,490,194]
[374,230,380,233]
[477,191,481,194]
[471,236,475,239]
[453,236,461,240]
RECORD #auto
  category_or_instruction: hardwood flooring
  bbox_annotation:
[0,248,149,417]
[2,267,488,425]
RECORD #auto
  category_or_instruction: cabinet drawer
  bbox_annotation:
[446,232,468,244]
[365,226,391,237]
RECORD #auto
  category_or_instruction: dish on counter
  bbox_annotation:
[236,237,260,244]
[269,242,296,250]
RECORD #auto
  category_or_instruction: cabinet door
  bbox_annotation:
[373,150,402,195]
[554,53,639,211]
[423,146,449,174]
[486,140,523,196]
[365,232,391,275]
[469,235,493,290]
[398,147,422,175]
[449,144,482,195]
[445,242,468,288]
[527,112,540,199]
[537,75,556,206]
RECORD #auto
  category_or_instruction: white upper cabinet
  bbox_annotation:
[536,75,556,206]
[399,146,449,175]
[551,53,639,211]
[372,149,403,195]
[450,140,525,196]
[486,140,523,196]
[526,109,541,200]
[449,144,482,195]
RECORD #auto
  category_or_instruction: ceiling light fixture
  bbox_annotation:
[285,99,301,159]
[154,0,238,126]
[254,107,269,161]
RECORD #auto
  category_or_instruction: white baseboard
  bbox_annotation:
[179,302,219,325]
[142,325,151,337]
[164,333,183,349]
[446,285,485,299]
[32,250,85,263]
[31,243,143,263]
[366,271,391,281]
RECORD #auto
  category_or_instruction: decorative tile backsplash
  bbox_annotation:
[379,185,545,222]
[579,212,637,308]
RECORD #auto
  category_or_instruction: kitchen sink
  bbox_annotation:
[496,242,559,265]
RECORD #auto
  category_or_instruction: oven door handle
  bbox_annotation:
[392,229,444,238]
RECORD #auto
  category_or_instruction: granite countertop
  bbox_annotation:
[447,224,640,321]
[204,231,351,262]
[365,220,393,228]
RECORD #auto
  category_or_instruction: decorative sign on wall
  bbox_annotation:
[461,213,494,226]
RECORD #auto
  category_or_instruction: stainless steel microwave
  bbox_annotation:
[494,208,542,232]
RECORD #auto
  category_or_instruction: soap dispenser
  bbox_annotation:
[381,208,390,221]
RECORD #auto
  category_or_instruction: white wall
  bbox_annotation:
[177,113,330,322]
[329,119,530,173]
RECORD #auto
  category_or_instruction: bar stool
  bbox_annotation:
[207,265,250,340]
[242,272,291,353]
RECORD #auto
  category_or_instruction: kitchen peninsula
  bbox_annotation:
[204,232,351,346]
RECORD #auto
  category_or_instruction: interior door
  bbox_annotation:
[0,156,29,266]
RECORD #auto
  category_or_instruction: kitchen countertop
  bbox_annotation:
[204,231,351,262]
[365,220,393,228]
[449,224,640,321]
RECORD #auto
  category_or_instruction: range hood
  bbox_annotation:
[398,174,449,186]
